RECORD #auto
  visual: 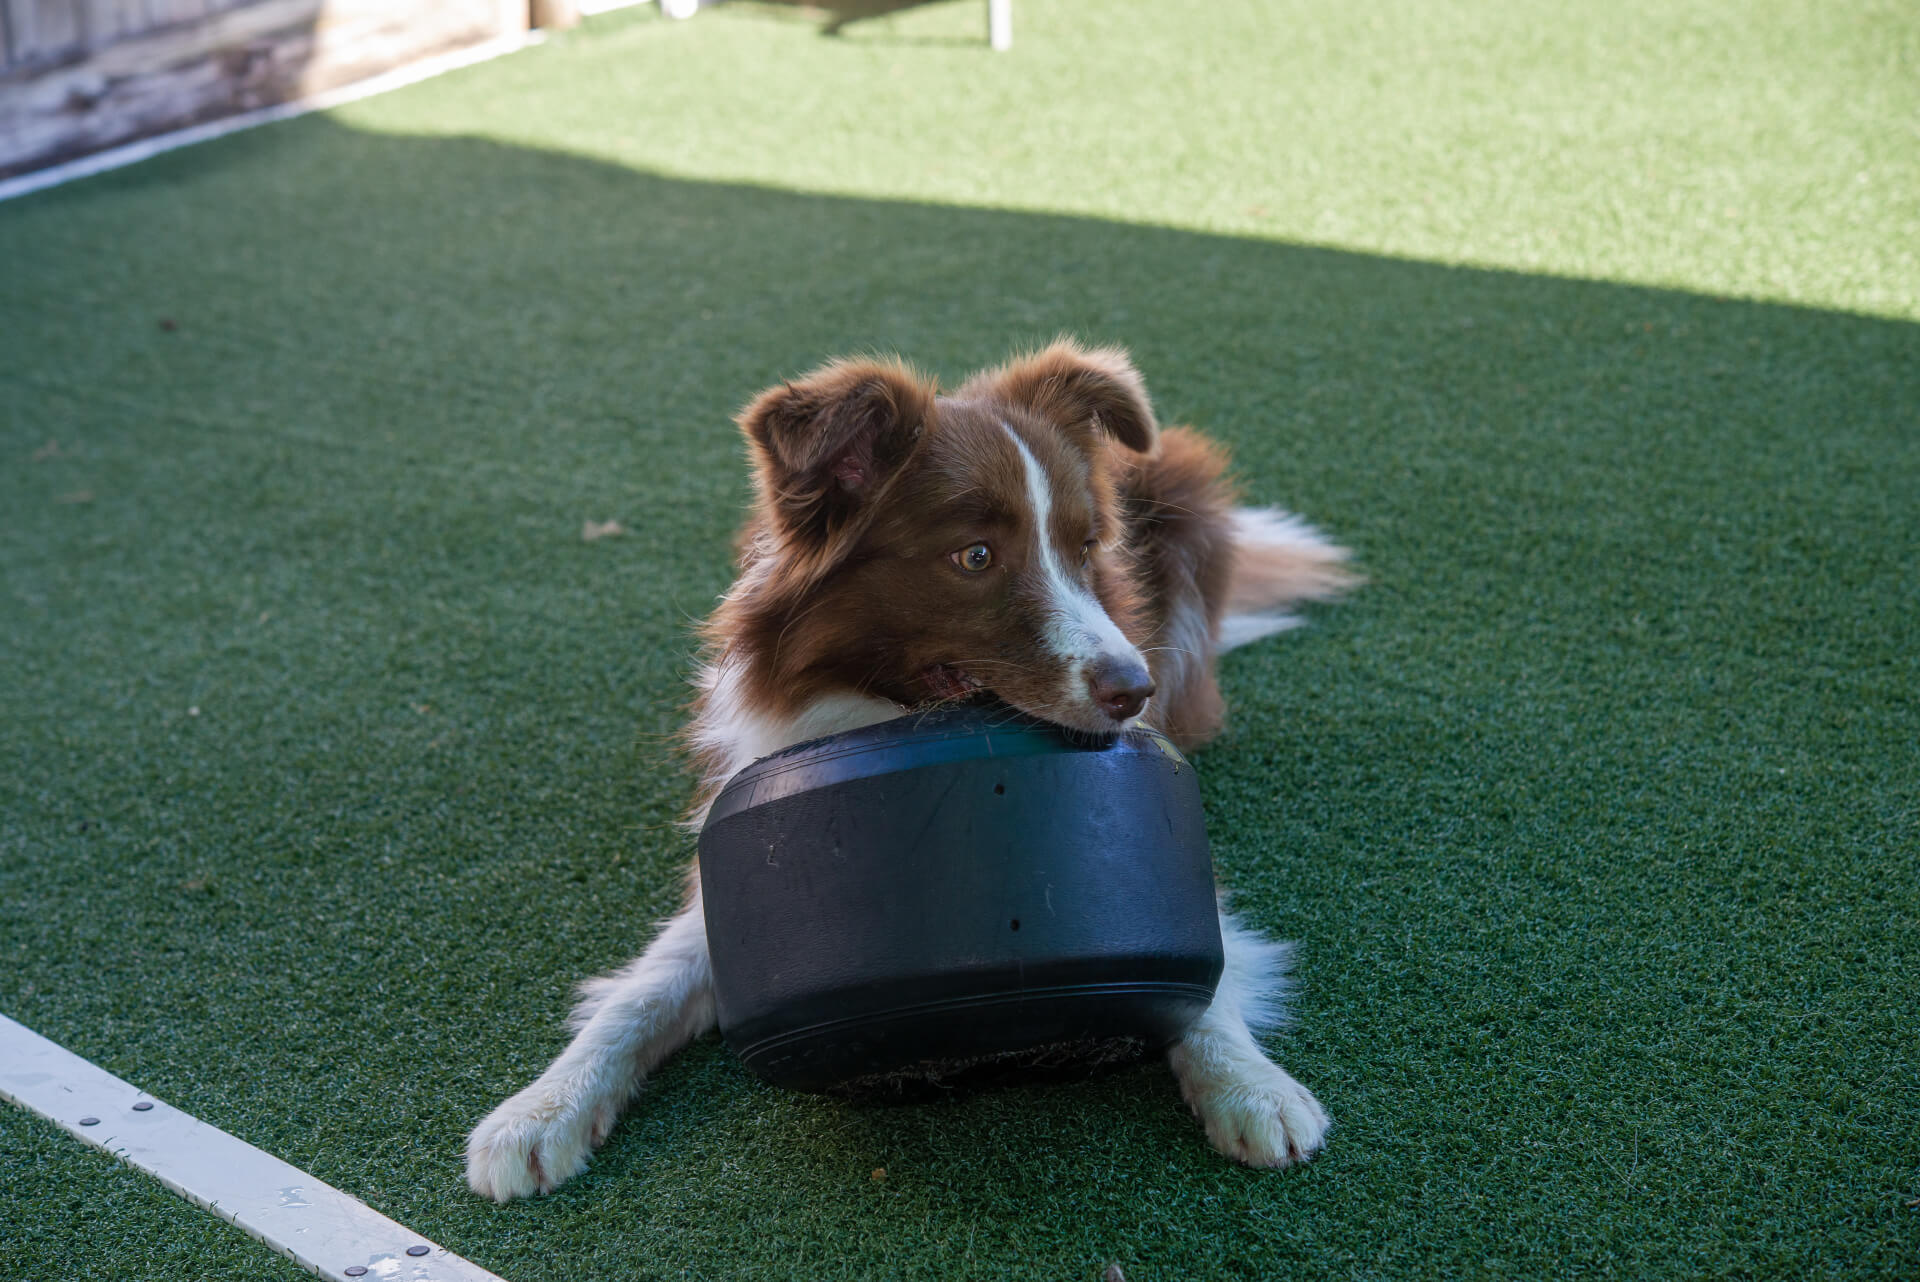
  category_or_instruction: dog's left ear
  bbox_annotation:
[957,338,1159,454]
[738,357,937,543]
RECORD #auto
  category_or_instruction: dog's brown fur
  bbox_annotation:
[690,339,1359,800]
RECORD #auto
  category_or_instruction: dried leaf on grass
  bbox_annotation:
[582,519,626,542]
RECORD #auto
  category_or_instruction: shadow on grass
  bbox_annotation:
[721,0,986,41]
[2,117,1917,1278]
[763,0,970,37]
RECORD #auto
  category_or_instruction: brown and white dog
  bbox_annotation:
[466,340,1355,1200]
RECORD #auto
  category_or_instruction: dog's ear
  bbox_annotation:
[958,338,1158,454]
[738,357,937,542]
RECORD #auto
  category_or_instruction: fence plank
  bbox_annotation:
[1,0,224,71]
[7,0,86,69]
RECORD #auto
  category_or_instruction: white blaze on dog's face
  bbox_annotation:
[993,421,1156,730]
[729,341,1162,738]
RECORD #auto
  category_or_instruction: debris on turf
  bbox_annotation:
[582,518,626,542]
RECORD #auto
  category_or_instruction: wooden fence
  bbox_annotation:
[1,0,531,177]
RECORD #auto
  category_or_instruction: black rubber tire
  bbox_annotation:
[698,702,1224,1094]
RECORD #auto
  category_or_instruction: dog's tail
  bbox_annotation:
[1122,429,1357,748]
[1217,506,1359,652]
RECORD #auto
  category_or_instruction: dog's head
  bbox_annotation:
[728,340,1161,736]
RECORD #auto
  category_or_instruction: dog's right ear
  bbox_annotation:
[738,357,937,544]
[955,338,1158,455]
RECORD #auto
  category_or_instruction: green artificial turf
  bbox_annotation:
[3,0,1917,1277]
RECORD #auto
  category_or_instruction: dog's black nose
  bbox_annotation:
[1087,658,1155,722]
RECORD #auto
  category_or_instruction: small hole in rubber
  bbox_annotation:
[993,782,1005,795]
[1010,918,1020,931]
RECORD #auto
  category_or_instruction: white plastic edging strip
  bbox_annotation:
[0,28,547,206]
[0,1013,507,1282]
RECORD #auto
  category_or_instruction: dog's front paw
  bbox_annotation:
[465,1078,618,1201]
[1184,1062,1330,1168]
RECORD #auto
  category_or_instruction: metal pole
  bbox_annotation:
[988,0,1012,50]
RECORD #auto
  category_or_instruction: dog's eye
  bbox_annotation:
[951,543,994,572]
[1080,540,1096,568]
